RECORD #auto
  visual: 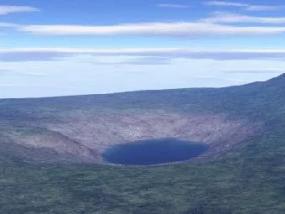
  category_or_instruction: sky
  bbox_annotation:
[0,0,285,98]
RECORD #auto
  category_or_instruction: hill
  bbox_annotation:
[0,74,284,213]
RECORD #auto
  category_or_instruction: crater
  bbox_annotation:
[102,138,208,166]
[10,110,262,164]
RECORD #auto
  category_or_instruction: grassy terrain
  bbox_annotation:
[0,130,284,214]
[0,74,284,213]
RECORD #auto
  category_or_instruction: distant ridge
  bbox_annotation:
[0,73,284,164]
[0,72,285,213]
[0,73,284,101]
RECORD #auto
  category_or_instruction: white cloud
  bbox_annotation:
[221,69,285,74]
[0,5,39,15]
[158,4,190,9]
[205,1,281,11]
[2,48,285,62]
[0,69,46,77]
[1,49,284,98]
[0,22,20,28]
[202,12,285,24]
[246,5,281,12]
[206,1,247,7]
[18,22,285,36]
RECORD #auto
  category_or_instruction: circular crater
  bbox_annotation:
[102,138,208,166]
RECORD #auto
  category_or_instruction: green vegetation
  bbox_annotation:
[0,74,284,213]
[1,131,285,214]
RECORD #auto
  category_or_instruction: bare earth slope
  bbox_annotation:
[0,74,284,164]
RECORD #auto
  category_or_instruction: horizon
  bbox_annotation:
[1,72,283,100]
[1,0,285,98]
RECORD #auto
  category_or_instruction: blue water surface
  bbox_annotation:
[103,138,208,166]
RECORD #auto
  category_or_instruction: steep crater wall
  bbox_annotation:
[20,110,262,164]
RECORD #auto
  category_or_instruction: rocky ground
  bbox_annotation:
[1,109,262,164]
[2,74,284,165]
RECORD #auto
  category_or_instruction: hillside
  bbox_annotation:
[0,74,284,213]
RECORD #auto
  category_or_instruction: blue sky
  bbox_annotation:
[1,0,285,98]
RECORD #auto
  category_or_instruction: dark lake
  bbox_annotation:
[103,138,208,166]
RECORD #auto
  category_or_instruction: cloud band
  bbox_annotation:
[1,48,285,62]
